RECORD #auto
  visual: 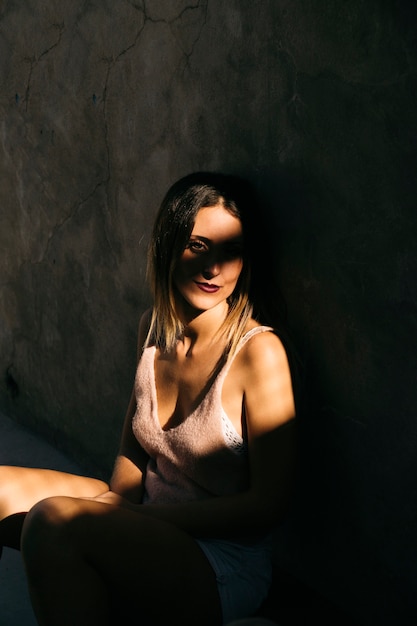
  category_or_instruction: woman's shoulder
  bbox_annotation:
[240,320,290,375]
[239,321,296,426]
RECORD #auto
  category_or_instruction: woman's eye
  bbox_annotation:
[223,245,243,259]
[188,240,207,253]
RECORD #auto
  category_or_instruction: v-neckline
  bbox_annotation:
[148,325,273,432]
[151,345,226,432]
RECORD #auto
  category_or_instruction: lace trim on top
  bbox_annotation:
[221,410,246,455]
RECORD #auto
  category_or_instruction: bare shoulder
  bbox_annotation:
[240,327,296,433]
[241,327,290,375]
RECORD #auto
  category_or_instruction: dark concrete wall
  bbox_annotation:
[0,1,416,624]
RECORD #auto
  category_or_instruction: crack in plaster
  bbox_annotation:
[142,1,201,24]
[91,3,207,256]
[27,176,110,270]
[21,14,148,274]
[23,22,65,112]
[140,0,207,59]
[175,1,208,62]
[12,177,112,352]
[124,0,145,12]
[16,3,210,292]
[97,18,147,264]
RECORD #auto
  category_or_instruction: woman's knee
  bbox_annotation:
[21,496,81,564]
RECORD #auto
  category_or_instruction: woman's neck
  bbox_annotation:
[179,302,229,353]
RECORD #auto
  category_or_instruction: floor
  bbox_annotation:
[0,410,84,626]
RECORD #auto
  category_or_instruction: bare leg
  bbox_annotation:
[22,496,222,626]
[0,466,108,551]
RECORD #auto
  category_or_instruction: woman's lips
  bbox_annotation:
[194,281,220,293]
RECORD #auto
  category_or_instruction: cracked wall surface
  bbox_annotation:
[0,1,416,624]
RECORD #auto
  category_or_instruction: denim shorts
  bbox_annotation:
[196,537,273,624]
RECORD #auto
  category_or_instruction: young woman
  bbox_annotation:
[0,172,297,625]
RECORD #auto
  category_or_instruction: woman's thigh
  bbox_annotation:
[23,496,223,626]
[0,465,108,519]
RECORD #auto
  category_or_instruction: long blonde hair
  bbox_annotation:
[145,172,262,356]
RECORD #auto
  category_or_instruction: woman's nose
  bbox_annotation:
[201,260,220,279]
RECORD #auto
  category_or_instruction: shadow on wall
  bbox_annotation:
[250,163,417,626]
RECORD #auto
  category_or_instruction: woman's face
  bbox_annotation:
[173,204,244,316]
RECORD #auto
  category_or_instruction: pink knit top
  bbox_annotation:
[132,325,273,504]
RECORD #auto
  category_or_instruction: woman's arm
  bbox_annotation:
[128,331,297,537]
[104,311,152,503]
[107,388,148,502]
